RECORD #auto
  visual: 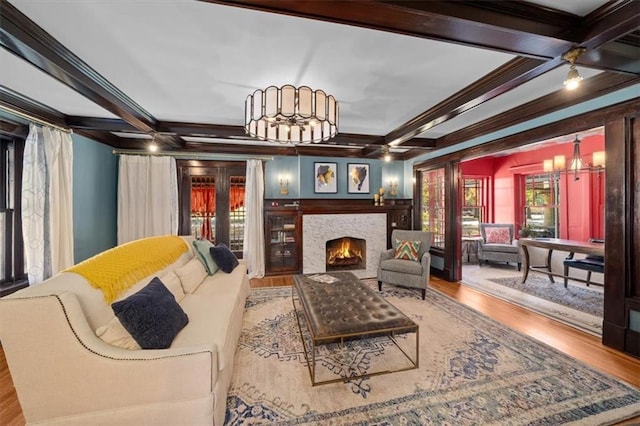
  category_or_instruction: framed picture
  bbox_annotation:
[314,162,337,193]
[347,163,370,193]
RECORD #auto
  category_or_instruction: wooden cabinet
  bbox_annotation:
[265,207,301,276]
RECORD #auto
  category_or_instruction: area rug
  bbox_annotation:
[488,274,603,317]
[462,271,603,336]
[225,283,640,425]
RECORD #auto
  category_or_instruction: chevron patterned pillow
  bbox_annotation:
[394,239,422,261]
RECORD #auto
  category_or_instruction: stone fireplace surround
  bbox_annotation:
[303,213,386,278]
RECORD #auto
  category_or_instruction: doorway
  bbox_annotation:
[177,160,246,258]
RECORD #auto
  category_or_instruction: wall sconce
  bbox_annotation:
[279,175,289,196]
[592,151,605,176]
[543,159,553,173]
[388,179,398,197]
[553,155,566,171]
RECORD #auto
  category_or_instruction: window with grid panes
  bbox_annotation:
[462,178,486,237]
[421,168,445,249]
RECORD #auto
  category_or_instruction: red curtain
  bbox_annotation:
[191,185,245,241]
[191,186,215,240]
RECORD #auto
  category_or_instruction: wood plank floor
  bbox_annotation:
[1,275,638,425]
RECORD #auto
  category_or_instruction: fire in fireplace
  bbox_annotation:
[326,237,366,271]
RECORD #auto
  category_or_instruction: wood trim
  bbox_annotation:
[0,87,68,129]
[431,73,640,153]
[413,97,640,169]
[0,1,160,134]
[389,57,551,146]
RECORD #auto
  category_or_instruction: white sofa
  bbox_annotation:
[0,236,249,425]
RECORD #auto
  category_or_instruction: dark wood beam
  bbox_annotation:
[431,72,640,153]
[412,97,640,167]
[207,0,637,73]
[207,0,573,59]
[0,0,158,132]
[388,57,553,146]
[0,86,67,129]
[0,119,28,138]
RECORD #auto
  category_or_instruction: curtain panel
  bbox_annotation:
[243,159,265,278]
[117,155,178,245]
[22,124,74,284]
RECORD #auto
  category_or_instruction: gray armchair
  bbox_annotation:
[478,223,521,270]
[377,230,432,299]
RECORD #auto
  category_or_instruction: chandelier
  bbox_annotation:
[244,85,338,144]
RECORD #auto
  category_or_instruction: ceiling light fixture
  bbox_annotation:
[569,135,586,181]
[244,85,338,144]
[383,145,391,162]
[148,132,159,152]
[562,47,586,90]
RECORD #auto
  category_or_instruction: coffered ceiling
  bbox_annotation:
[0,0,638,160]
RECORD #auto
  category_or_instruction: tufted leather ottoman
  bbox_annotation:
[292,272,418,385]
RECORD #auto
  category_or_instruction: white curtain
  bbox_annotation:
[22,124,74,285]
[117,155,178,245]
[243,159,265,278]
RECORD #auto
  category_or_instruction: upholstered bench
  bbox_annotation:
[292,271,418,385]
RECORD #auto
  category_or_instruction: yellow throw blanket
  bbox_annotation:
[67,236,188,303]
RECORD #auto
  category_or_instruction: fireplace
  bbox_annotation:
[326,237,366,271]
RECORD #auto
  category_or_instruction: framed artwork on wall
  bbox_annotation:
[347,163,370,193]
[314,162,337,193]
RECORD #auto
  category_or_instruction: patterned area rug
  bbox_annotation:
[488,274,603,317]
[462,271,603,336]
[225,281,640,425]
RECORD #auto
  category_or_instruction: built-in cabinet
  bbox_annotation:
[265,204,301,276]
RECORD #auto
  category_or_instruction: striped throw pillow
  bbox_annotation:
[394,239,422,261]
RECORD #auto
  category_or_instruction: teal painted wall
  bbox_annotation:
[72,135,118,262]
[264,155,406,200]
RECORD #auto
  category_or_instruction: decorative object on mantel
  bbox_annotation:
[379,187,385,206]
[244,85,338,144]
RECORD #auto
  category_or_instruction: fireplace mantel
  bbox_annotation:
[264,199,413,276]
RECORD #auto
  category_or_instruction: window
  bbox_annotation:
[462,178,487,237]
[524,174,559,237]
[421,168,445,249]
[1,136,26,287]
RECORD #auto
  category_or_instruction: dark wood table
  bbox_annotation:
[292,271,418,386]
[518,238,605,284]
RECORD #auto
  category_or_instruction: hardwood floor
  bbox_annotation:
[1,275,638,425]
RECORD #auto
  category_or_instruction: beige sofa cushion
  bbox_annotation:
[96,317,141,350]
[160,271,185,302]
[175,257,208,294]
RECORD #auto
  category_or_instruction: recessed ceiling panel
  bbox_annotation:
[0,50,117,119]
[9,0,514,135]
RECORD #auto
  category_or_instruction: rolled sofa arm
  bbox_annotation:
[379,248,394,262]
[0,292,215,424]
[421,252,432,279]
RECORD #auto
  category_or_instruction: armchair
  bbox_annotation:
[478,223,522,270]
[377,230,432,300]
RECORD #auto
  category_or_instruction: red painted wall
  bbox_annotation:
[461,135,605,240]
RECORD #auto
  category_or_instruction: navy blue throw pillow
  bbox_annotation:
[209,243,239,273]
[112,277,189,349]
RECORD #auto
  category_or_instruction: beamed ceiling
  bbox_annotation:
[0,0,638,160]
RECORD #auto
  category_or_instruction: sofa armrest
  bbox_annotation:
[420,252,431,277]
[0,292,215,423]
[380,248,394,261]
